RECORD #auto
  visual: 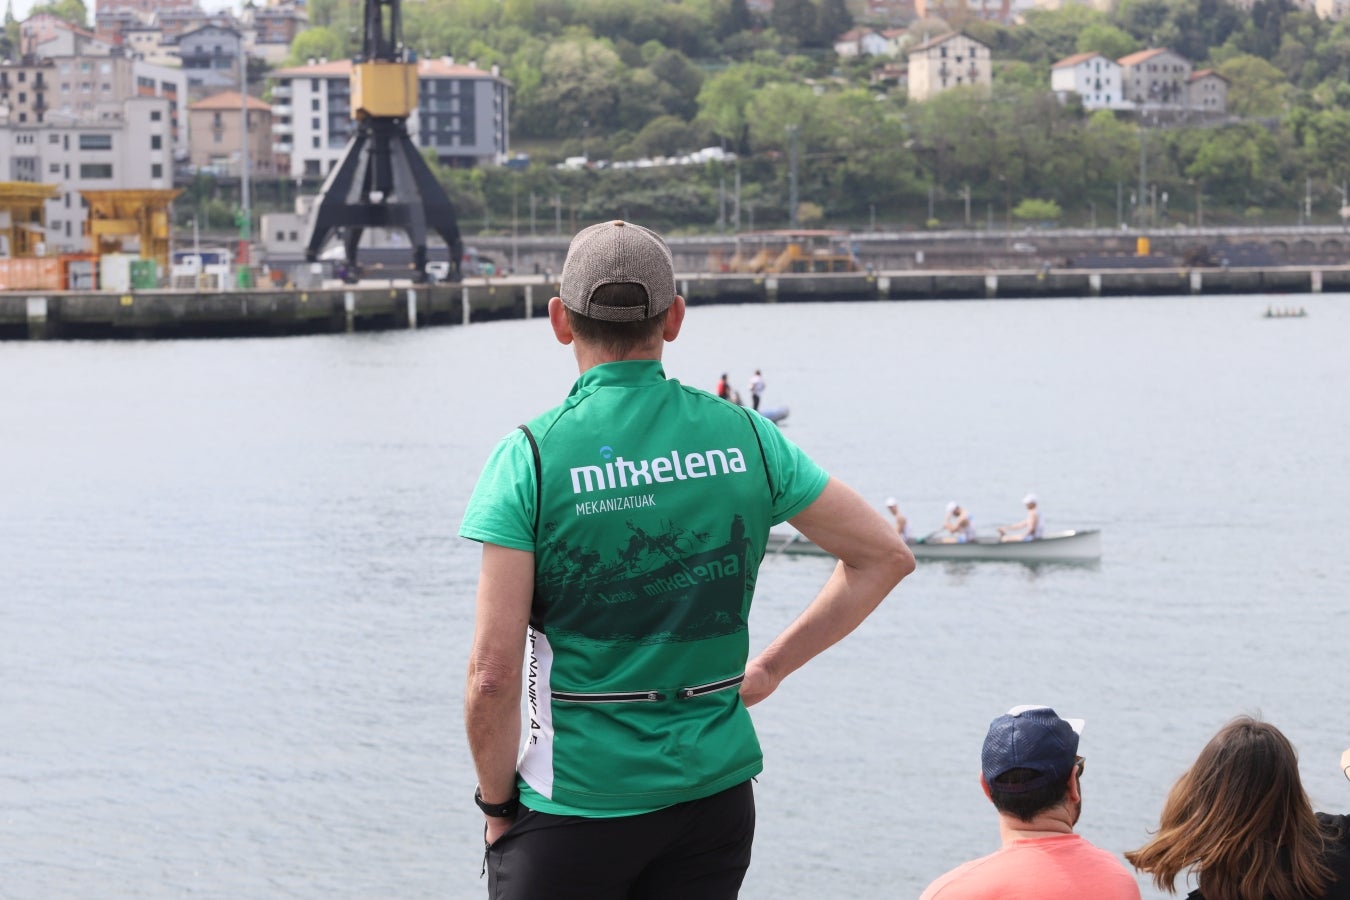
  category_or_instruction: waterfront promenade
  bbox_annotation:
[2,264,1345,340]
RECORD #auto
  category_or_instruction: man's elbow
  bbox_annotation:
[467,655,521,703]
[889,536,917,584]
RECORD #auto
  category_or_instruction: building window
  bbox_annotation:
[311,98,319,111]
[80,163,114,178]
[151,163,163,177]
[151,110,161,121]
[312,135,320,148]
[49,162,60,173]
[79,134,113,150]
[311,117,319,129]
[48,133,59,144]
[151,135,162,149]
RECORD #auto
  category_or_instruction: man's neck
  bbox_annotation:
[997,809,1076,845]
[573,344,662,373]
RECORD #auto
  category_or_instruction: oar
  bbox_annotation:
[773,531,802,556]
[915,529,943,545]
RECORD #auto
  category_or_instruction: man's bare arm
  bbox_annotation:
[741,478,915,706]
[465,543,533,840]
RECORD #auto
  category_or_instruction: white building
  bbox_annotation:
[907,33,992,101]
[1050,51,1129,109]
[269,57,511,179]
[833,28,891,58]
[0,95,173,253]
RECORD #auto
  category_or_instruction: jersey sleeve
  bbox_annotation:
[459,428,538,552]
[750,414,830,524]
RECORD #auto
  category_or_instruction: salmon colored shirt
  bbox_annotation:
[920,833,1141,900]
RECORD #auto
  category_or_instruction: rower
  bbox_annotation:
[998,494,1043,542]
[886,497,911,542]
[935,502,976,543]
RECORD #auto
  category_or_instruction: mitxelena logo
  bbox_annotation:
[569,444,749,494]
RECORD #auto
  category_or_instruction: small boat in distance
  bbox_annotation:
[766,529,1102,563]
[1264,305,1308,318]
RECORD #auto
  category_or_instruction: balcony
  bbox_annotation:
[272,104,292,117]
[272,121,293,135]
[272,141,291,155]
[272,84,291,99]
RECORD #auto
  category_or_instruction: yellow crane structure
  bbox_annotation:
[82,188,183,271]
[0,181,59,257]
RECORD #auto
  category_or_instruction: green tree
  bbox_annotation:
[519,37,625,138]
[1077,23,1138,61]
[1012,198,1062,222]
[813,0,852,48]
[28,0,86,27]
[696,61,787,152]
[286,27,346,66]
[1216,54,1290,117]
[769,0,815,48]
[1302,108,1350,181]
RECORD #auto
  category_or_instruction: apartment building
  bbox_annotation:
[177,25,243,98]
[239,4,307,65]
[187,90,275,176]
[269,57,511,179]
[0,95,173,253]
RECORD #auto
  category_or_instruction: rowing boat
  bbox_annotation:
[765,529,1102,562]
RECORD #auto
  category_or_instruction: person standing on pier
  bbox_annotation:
[461,219,914,899]
[747,369,765,411]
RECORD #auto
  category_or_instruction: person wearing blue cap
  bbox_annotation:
[920,705,1140,899]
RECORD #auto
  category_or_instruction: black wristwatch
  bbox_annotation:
[474,786,520,818]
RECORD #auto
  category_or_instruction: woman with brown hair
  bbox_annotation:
[1127,717,1350,900]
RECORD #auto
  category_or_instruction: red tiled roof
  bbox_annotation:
[1117,48,1169,67]
[191,90,272,111]
[1052,51,1106,69]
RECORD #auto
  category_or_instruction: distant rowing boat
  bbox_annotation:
[766,529,1102,563]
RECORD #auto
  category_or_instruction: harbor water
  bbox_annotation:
[3,294,1348,898]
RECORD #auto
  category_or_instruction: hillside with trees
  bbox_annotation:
[297,0,1350,231]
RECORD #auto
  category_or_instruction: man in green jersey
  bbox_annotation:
[462,220,914,899]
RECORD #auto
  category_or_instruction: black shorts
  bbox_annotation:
[484,779,755,900]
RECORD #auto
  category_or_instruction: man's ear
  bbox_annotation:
[548,296,573,345]
[662,295,686,343]
[1066,769,1081,804]
[980,774,993,803]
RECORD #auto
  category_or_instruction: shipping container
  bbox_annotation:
[0,256,62,291]
[100,254,134,293]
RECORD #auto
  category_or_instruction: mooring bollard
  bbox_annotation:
[26,296,47,340]
[344,291,356,333]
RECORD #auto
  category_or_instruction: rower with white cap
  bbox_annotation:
[885,496,910,542]
[934,501,976,543]
[999,493,1043,542]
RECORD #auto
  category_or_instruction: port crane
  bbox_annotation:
[302,0,463,281]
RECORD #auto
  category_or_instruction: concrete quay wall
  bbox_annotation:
[3,266,1344,340]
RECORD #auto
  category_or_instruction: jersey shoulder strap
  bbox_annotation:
[518,424,542,536]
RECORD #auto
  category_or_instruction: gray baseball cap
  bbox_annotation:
[559,220,676,322]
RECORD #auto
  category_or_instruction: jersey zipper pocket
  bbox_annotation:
[551,689,666,703]
[676,674,744,700]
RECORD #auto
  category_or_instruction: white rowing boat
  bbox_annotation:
[765,529,1102,563]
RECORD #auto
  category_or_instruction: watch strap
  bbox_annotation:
[475,786,520,818]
